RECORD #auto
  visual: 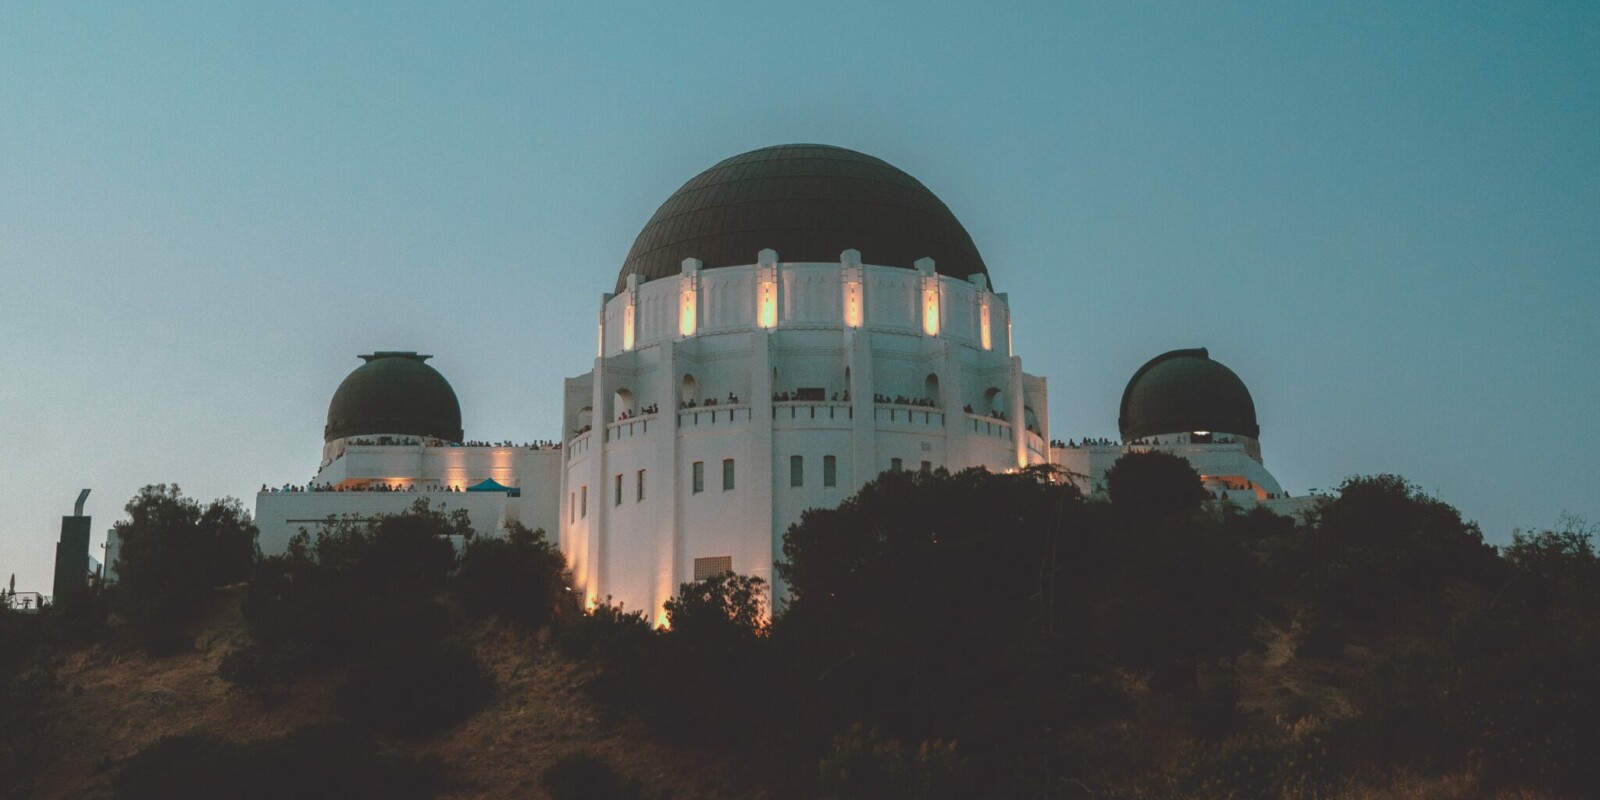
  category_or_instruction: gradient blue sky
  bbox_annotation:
[3,2,1597,592]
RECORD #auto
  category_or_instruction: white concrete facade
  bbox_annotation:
[561,251,1048,622]
[255,438,562,555]
[1052,433,1317,517]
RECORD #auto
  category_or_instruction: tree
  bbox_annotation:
[662,571,766,644]
[1301,475,1500,630]
[1104,450,1209,521]
[112,484,257,649]
[454,521,576,630]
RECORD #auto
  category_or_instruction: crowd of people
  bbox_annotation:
[343,436,561,450]
[878,394,936,407]
[963,404,1007,421]
[262,481,481,494]
[679,392,740,409]
[616,403,659,421]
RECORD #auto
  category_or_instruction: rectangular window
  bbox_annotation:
[569,492,575,523]
[614,474,622,506]
[823,455,837,487]
[891,457,903,472]
[637,469,646,502]
[693,556,733,581]
[790,455,804,487]
[921,461,932,474]
[580,485,587,518]
[723,458,735,491]
[692,461,704,494]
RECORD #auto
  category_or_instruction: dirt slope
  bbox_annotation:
[22,590,770,800]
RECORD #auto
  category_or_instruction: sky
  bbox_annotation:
[2,2,1597,593]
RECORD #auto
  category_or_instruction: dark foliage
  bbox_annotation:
[662,571,766,645]
[335,642,493,738]
[455,521,576,630]
[815,723,970,800]
[1091,456,1271,696]
[775,467,1130,792]
[112,724,447,800]
[1104,450,1210,521]
[1298,474,1502,632]
[553,598,654,664]
[574,575,774,746]
[111,485,257,652]
[217,641,309,707]
[540,753,649,800]
[238,499,462,661]
[226,499,503,736]
[0,655,56,798]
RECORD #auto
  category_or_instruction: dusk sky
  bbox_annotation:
[3,2,1596,593]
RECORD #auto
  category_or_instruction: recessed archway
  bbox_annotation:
[983,387,1005,416]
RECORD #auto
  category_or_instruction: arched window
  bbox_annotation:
[681,374,697,405]
[983,387,1005,416]
[614,388,635,420]
[924,373,940,405]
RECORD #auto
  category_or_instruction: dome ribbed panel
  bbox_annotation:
[617,144,989,293]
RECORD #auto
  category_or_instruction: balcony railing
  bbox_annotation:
[677,404,753,427]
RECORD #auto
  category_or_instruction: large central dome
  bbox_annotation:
[616,144,990,293]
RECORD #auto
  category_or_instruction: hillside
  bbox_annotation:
[18,587,771,800]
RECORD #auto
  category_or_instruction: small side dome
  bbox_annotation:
[324,352,463,443]
[1118,348,1259,442]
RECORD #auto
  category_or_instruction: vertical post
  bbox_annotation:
[586,293,612,606]
[1009,355,1028,468]
[751,328,777,606]
[655,336,681,626]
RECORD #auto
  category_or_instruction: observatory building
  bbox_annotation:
[1053,348,1308,514]
[254,144,1308,622]
[254,351,562,555]
[561,144,1048,617]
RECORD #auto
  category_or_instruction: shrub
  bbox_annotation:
[454,522,576,630]
[335,643,493,738]
[816,723,970,800]
[239,501,460,659]
[661,572,766,645]
[218,641,309,707]
[540,753,645,800]
[113,725,447,800]
[554,598,654,663]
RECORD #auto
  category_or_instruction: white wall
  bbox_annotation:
[565,257,1045,623]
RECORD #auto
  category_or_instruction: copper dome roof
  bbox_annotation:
[1118,349,1260,442]
[324,352,463,443]
[616,144,990,293]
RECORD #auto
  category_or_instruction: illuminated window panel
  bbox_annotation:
[758,281,778,329]
[680,288,697,336]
